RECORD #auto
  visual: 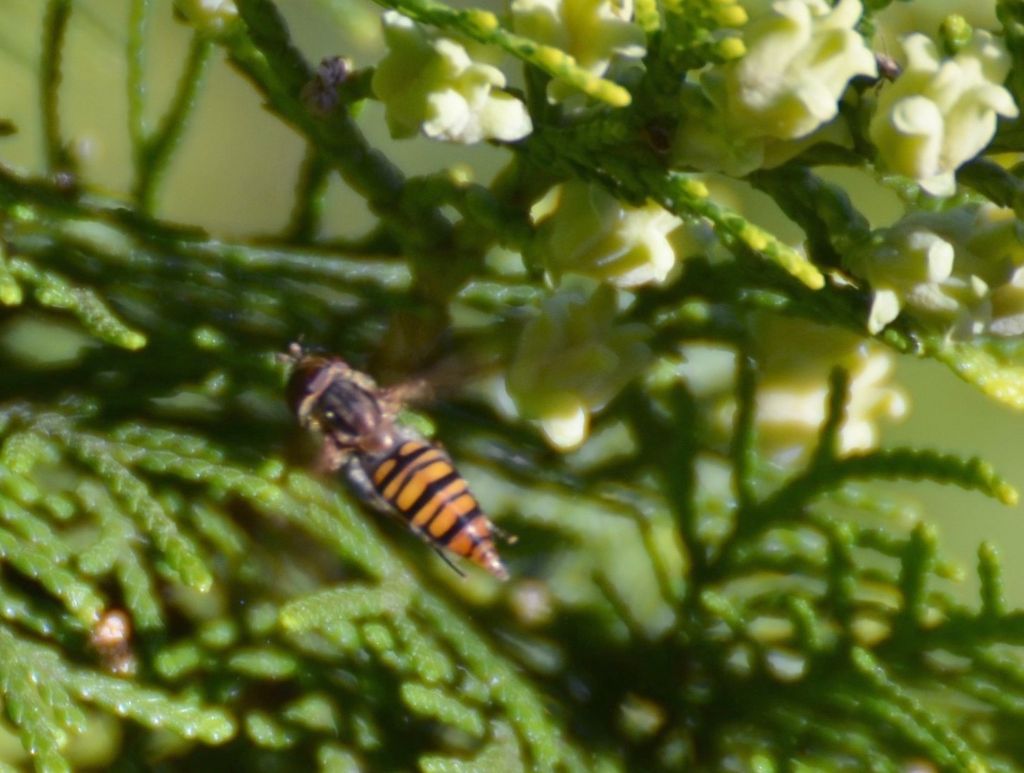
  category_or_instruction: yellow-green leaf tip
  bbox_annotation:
[122,331,147,350]
[997,482,1018,506]
[0,280,22,306]
[466,9,498,32]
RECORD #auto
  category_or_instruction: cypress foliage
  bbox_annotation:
[0,0,1023,769]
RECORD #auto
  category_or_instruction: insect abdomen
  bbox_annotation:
[370,439,508,580]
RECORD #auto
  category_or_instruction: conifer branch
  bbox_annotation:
[3,0,1024,769]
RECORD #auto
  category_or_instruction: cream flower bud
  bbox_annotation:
[507,284,652,449]
[372,12,532,144]
[510,0,645,103]
[856,229,957,333]
[696,317,907,464]
[751,318,907,463]
[175,0,238,32]
[989,268,1024,336]
[869,31,1019,196]
[714,0,876,140]
[672,0,875,174]
[967,205,1024,336]
[527,182,708,288]
[849,204,1024,337]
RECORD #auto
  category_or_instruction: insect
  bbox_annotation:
[282,343,511,580]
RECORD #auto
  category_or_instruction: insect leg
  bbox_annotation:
[429,546,466,578]
[491,522,518,545]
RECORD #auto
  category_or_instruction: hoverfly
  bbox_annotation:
[282,344,511,580]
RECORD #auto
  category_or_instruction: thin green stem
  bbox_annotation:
[135,34,213,213]
[40,0,73,174]
[126,0,151,154]
[230,0,453,253]
[286,146,332,242]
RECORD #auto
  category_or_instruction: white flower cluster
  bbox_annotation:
[849,204,1024,337]
[363,2,1024,454]
[505,284,652,450]
[372,12,532,144]
[869,31,1019,196]
[752,317,907,463]
[673,0,877,175]
[527,181,710,288]
[502,181,719,450]
[717,0,875,140]
[682,316,906,464]
[373,0,648,142]
[671,2,1018,189]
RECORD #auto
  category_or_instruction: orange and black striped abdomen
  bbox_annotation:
[370,439,508,580]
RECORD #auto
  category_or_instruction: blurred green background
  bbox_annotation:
[2,0,1023,606]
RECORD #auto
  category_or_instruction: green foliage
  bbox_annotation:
[0,0,1023,771]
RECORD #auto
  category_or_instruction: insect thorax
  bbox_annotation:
[287,357,386,442]
[317,377,383,438]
